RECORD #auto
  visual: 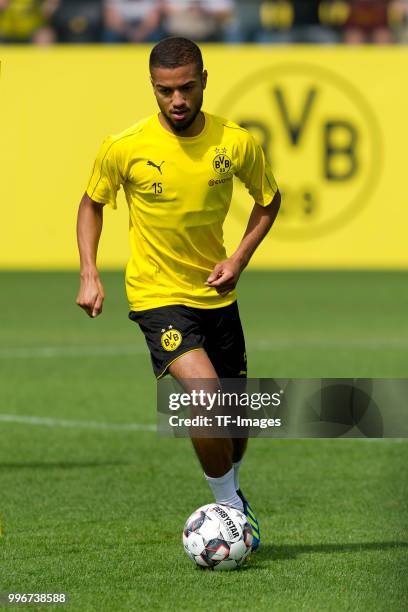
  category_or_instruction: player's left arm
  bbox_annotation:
[206,192,280,296]
[207,130,280,297]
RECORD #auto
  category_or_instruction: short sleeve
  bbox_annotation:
[86,137,123,209]
[236,132,278,207]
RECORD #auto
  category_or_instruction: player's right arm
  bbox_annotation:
[76,193,105,318]
[76,135,123,317]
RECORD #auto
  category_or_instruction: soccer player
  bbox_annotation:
[76,37,280,551]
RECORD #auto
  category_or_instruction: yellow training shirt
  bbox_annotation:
[0,0,45,39]
[86,112,278,312]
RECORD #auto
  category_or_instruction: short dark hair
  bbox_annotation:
[149,37,203,73]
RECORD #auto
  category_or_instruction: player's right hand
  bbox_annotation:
[76,274,105,318]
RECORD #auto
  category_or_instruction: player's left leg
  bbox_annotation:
[202,302,248,489]
[203,302,261,550]
[168,349,244,511]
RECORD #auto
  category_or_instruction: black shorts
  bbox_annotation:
[128,301,247,379]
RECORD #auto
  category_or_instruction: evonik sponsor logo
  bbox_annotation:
[208,176,233,187]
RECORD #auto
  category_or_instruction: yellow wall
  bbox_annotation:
[1,45,407,269]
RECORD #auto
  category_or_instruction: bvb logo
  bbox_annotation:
[161,329,182,351]
[213,154,232,175]
[217,63,382,239]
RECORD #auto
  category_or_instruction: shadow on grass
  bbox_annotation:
[190,542,408,573]
[0,460,130,470]
[256,541,408,562]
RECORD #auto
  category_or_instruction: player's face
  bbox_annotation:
[151,64,207,133]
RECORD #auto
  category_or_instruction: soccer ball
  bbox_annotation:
[182,503,253,570]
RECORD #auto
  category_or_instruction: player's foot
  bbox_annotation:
[237,489,260,551]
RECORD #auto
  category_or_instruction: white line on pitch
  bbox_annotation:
[0,414,405,441]
[0,414,155,431]
[1,337,408,359]
[0,345,146,359]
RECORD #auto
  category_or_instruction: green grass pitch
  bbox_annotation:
[0,270,407,611]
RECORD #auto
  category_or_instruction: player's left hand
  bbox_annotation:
[205,258,242,297]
